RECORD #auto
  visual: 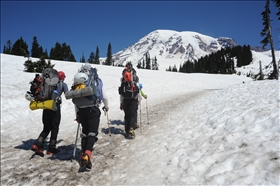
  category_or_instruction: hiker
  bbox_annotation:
[119,62,140,139]
[70,64,109,169]
[138,83,147,101]
[135,83,147,129]
[31,70,69,157]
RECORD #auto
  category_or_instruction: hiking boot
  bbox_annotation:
[80,150,92,169]
[47,148,60,155]
[31,144,44,157]
[126,128,135,139]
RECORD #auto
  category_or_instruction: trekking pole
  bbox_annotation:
[140,100,142,133]
[146,98,150,124]
[103,107,114,159]
[73,123,80,160]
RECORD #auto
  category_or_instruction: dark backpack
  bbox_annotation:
[121,67,139,83]
[29,68,59,101]
[119,67,139,98]
[118,81,139,98]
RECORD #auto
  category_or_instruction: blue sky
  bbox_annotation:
[1,1,279,60]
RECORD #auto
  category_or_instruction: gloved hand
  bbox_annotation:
[102,106,109,112]
[56,97,61,105]
[144,95,147,99]
[120,104,123,110]
[75,113,80,124]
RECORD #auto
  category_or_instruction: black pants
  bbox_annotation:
[79,106,101,153]
[35,106,61,149]
[123,98,138,134]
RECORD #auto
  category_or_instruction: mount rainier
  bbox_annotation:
[101,29,238,70]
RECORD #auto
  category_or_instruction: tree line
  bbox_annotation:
[167,45,252,74]
[2,36,113,65]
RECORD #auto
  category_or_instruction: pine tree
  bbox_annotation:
[31,36,43,58]
[152,56,159,70]
[137,61,142,68]
[49,42,76,62]
[166,66,172,71]
[88,52,95,64]
[44,48,48,58]
[145,52,151,69]
[172,64,177,72]
[50,42,62,60]
[11,37,29,57]
[81,52,85,63]
[272,0,280,20]
[3,40,12,54]
[260,0,278,79]
[69,53,76,62]
[105,43,112,66]
[94,46,100,64]
[142,59,145,69]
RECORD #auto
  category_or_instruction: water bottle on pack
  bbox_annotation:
[52,90,58,100]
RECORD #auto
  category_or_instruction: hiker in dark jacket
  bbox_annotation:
[119,62,139,139]
[31,71,68,157]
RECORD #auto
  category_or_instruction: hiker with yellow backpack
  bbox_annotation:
[27,70,69,157]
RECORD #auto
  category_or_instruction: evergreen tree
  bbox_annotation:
[152,56,159,70]
[3,40,12,54]
[24,56,54,72]
[50,42,62,60]
[61,42,76,61]
[142,59,145,69]
[44,49,49,58]
[88,52,95,64]
[145,52,151,69]
[137,61,142,68]
[242,45,253,66]
[49,42,76,62]
[81,52,85,63]
[35,56,54,72]
[31,36,44,58]
[94,46,100,64]
[105,43,112,66]
[69,53,76,62]
[166,66,172,71]
[220,56,226,74]
[272,0,280,20]
[23,58,35,72]
[11,37,29,57]
[261,0,278,79]
[172,64,177,72]
[235,46,243,67]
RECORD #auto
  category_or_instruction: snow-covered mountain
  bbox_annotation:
[99,29,279,79]
[101,29,238,70]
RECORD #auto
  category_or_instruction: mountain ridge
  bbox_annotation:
[100,29,277,77]
[101,29,240,70]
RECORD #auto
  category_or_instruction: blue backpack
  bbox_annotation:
[80,64,103,104]
[65,63,103,106]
